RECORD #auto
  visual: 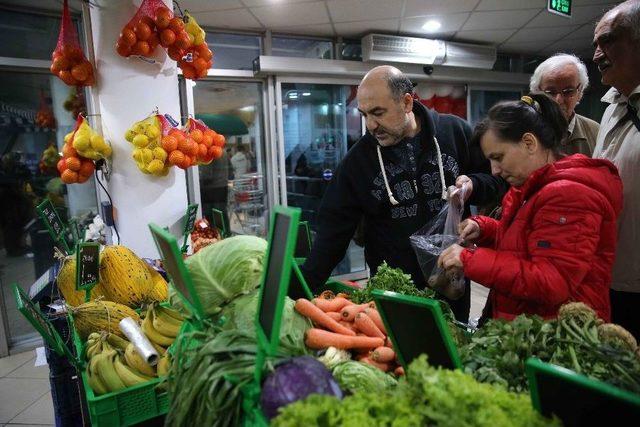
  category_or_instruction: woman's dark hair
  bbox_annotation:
[471,92,568,153]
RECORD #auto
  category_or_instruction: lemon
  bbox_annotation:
[145,125,160,140]
[132,149,142,162]
[90,134,106,149]
[153,147,167,161]
[147,159,165,175]
[125,129,136,142]
[141,148,154,163]
[73,134,91,151]
[133,134,150,148]
[103,144,112,157]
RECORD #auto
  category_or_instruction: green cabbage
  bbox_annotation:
[218,291,311,353]
[331,361,397,394]
[169,235,267,317]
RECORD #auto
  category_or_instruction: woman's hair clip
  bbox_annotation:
[521,95,541,113]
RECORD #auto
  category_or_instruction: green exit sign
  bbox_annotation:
[548,0,572,18]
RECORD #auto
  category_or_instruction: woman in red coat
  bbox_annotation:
[439,93,622,321]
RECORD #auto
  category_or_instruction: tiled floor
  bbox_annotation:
[0,350,53,426]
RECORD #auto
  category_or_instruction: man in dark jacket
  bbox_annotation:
[301,66,505,321]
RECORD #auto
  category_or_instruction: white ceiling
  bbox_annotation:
[0,0,621,58]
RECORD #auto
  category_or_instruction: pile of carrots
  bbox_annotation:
[295,291,404,376]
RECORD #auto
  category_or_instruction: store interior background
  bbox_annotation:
[0,0,620,360]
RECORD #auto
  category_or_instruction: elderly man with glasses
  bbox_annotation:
[530,53,599,156]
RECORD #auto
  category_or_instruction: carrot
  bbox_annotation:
[354,312,385,339]
[394,366,405,376]
[318,290,335,300]
[341,303,370,322]
[364,308,387,335]
[336,293,350,299]
[371,346,395,363]
[339,321,358,333]
[295,299,356,336]
[326,312,343,321]
[360,357,390,372]
[313,297,352,313]
[304,328,384,350]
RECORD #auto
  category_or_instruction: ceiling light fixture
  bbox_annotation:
[302,92,311,96]
[422,19,442,32]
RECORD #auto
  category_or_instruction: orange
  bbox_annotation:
[62,144,77,158]
[65,156,81,171]
[155,7,172,30]
[51,56,70,73]
[147,33,160,51]
[168,150,184,166]
[71,63,90,82]
[202,133,213,147]
[79,159,95,176]
[116,39,132,56]
[161,135,178,152]
[179,155,192,169]
[189,129,203,143]
[180,63,196,79]
[196,44,213,61]
[121,28,136,46]
[140,16,155,29]
[57,158,67,173]
[61,169,78,184]
[197,144,207,159]
[209,146,223,159]
[77,173,91,184]
[62,45,83,61]
[168,17,184,33]
[174,32,191,50]
[193,58,208,74]
[132,41,151,56]
[177,137,190,153]
[187,140,199,157]
[167,46,184,61]
[134,21,152,41]
[213,134,226,147]
[160,29,176,47]
[59,70,77,85]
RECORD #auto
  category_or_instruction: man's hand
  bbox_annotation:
[448,175,473,208]
[458,218,480,242]
[438,243,465,270]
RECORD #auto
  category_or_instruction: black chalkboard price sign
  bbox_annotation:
[181,203,199,253]
[36,198,71,254]
[76,242,100,301]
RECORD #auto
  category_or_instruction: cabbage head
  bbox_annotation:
[169,235,267,317]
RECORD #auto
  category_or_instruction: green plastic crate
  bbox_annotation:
[67,311,170,426]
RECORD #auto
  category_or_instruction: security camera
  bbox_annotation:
[423,65,434,75]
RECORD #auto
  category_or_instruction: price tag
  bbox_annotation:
[181,203,199,252]
[211,208,227,237]
[76,242,100,294]
[36,199,71,254]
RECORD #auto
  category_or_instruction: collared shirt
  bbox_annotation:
[562,114,598,156]
[593,84,640,292]
[568,114,577,135]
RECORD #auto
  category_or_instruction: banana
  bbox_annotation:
[124,343,156,377]
[157,354,171,377]
[86,340,103,360]
[106,333,130,352]
[156,306,184,326]
[87,358,108,395]
[142,308,175,346]
[95,349,126,393]
[159,305,184,322]
[152,308,180,338]
[114,355,153,387]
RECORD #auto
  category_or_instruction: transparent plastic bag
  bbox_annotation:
[409,186,467,300]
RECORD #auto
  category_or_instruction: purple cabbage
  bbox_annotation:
[260,356,343,419]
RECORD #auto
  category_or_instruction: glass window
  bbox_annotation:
[469,89,522,126]
[0,70,97,347]
[206,33,261,70]
[339,40,362,61]
[281,83,365,276]
[0,9,69,60]
[272,37,332,59]
[191,80,268,236]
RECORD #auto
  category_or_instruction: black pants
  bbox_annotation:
[446,278,471,323]
[610,289,640,340]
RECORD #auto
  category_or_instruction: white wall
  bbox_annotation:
[89,0,188,258]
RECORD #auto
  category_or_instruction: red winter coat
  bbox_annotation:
[460,154,622,321]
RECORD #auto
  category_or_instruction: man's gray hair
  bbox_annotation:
[607,0,640,43]
[386,74,414,101]
[529,53,589,93]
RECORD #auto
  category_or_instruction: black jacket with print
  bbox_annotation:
[301,100,506,290]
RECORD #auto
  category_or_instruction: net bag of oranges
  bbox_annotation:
[58,117,98,185]
[50,0,95,87]
[178,12,214,80]
[116,0,191,59]
[183,118,225,165]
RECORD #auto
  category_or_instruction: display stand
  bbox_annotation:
[181,203,199,253]
[526,358,640,426]
[36,198,72,254]
[294,221,311,259]
[372,290,461,370]
[211,208,228,238]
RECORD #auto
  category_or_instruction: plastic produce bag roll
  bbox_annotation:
[119,317,159,366]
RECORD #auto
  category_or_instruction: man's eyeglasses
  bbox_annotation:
[542,85,581,98]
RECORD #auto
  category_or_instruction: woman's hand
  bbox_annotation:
[438,244,465,270]
[459,219,480,242]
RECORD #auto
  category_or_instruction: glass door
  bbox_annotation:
[277,81,366,278]
[189,80,270,237]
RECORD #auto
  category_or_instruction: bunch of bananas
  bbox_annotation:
[141,304,183,348]
[83,305,181,396]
